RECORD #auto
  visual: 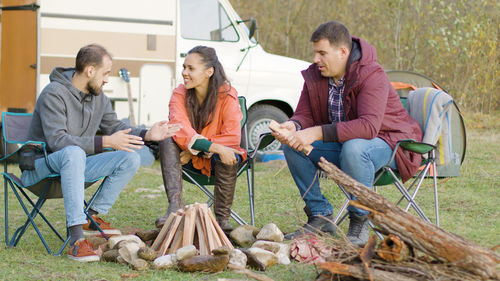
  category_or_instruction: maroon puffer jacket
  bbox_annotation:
[290,36,422,182]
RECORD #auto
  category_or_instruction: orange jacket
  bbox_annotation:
[169,84,246,176]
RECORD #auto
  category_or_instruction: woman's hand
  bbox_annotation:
[179,150,192,165]
[210,143,244,165]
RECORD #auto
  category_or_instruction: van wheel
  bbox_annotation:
[244,105,288,152]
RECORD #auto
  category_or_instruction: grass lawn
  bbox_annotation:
[0,114,498,280]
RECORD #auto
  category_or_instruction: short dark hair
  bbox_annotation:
[75,44,112,73]
[310,21,352,50]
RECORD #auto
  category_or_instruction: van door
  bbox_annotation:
[0,0,38,115]
[176,0,250,94]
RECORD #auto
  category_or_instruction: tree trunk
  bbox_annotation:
[318,158,500,280]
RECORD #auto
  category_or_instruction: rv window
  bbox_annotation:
[180,0,239,42]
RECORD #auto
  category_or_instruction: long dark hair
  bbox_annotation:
[185,46,229,133]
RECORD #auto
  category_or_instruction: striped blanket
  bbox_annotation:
[408,88,453,166]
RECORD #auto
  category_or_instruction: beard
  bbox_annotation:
[86,78,103,96]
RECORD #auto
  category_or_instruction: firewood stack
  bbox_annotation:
[152,203,234,257]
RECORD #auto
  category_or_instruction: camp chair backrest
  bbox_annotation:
[2,112,32,144]
[238,96,247,128]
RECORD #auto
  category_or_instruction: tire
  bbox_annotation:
[244,104,289,152]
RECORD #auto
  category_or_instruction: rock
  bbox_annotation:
[241,249,266,271]
[135,229,160,242]
[252,240,291,265]
[116,256,127,265]
[177,255,229,273]
[153,254,177,270]
[101,249,120,262]
[108,235,146,249]
[176,245,198,261]
[247,247,278,268]
[230,225,258,248]
[130,258,149,271]
[212,246,231,256]
[228,249,247,268]
[138,247,156,261]
[118,242,141,264]
[252,241,281,253]
[256,223,284,242]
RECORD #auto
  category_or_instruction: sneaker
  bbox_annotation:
[67,238,100,262]
[83,215,122,236]
[284,214,337,240]
[346,213,370,246]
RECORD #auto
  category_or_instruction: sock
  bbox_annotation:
[88,208,98,217]
[69,224,84,245]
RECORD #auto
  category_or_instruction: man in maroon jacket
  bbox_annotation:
[273,21,422,245]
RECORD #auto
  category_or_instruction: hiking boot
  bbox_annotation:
[303,206,337,234]
[346,213,370,246]
[83,215,121,236]
[155,138,184,229]
[67,238,100,262]
[284,214,337,240]
[213,160,239,233]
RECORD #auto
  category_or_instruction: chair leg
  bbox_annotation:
[432,161,439,227]
[334,199,349,225]
[247,161,255,226]
[388,169,431,222]
[9,183,55,254]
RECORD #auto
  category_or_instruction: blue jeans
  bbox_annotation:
[283,138,397,217]
[21,146,141,227]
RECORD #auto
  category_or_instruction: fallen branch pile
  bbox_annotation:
[316,158,500,281]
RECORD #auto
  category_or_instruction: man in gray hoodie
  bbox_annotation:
[21,44,181,262]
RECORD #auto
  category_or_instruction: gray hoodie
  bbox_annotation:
[28,67,146,154]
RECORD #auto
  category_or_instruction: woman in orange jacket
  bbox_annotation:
[155,46,246,231]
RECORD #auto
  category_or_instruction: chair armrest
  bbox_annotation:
[247,132,275,159]
[398,139,435,154]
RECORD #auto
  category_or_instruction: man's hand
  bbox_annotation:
[145,121,182,141]
[271,121,297,144]
[210,143,244,165]
[103,128,144,152]
[286,126,323,151]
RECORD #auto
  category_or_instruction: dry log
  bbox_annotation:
[194,204,209,255]
[182,206,196,247]
[152,212,175,251]
[360,235,378,281]
[318,158,500,280]
[268,120,313,155]
[377,234,412,262]
[319,261,418,281]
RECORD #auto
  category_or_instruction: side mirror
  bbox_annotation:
[248,17,257,39]
[238,17,258,40]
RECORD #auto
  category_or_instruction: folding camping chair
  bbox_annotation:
[181,97,274,226]
[1,112,107,255]
[333,87,453,228]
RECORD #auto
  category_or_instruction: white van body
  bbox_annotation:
[36,0,310,150]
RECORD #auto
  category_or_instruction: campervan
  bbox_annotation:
[0,0,309,150]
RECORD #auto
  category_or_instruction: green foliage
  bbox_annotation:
[232,0,499,113]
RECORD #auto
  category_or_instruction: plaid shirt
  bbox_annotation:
[328,77,346,123]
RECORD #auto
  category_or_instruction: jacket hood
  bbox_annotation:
[351,36,377,66]
[49,67,89,102]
